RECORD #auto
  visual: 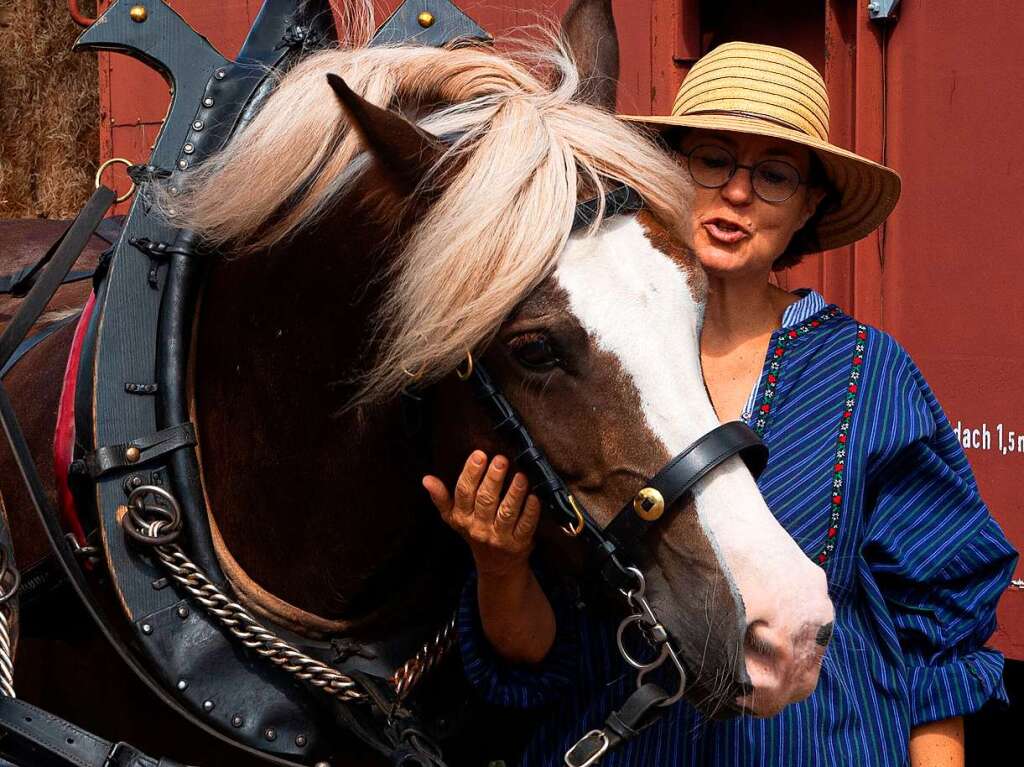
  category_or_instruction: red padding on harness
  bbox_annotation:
[53,291,94,546]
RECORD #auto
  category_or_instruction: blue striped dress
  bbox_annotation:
[457,290,1018,766]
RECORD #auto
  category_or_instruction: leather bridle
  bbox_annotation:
[459,184,769,766]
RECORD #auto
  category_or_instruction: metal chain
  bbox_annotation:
[124,486,455,705]
[391,611,457,701]
[0,608,15,698]
[0,547,20,699]
[150,542,367,701]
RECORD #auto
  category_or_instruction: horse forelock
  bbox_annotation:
[165,24,693,409]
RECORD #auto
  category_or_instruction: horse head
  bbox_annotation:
[174,11,832,721]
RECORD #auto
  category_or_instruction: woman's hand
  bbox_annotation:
[423,451,554,664]
[423,450,542,577]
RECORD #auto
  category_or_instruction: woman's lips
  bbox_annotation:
[703,219,750,244]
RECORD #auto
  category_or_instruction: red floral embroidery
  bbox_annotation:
[753,306,842,437]
[815,324,867,568]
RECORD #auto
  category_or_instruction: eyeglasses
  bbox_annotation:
[680,144,805,203]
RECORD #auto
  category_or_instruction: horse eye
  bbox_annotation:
[509,334,561,371]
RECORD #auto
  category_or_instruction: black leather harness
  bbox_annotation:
[0,4,768,767]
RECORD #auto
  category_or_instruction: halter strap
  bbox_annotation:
[573,184,645,231]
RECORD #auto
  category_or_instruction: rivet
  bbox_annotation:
[141,623,153,635]
[169,186,179,195]
[177,679,188,691]
[633,486,665,522]
[203,97,214,108]
[192,121,204,131]
[417,10,435,27]
[177,159,188,170]
[176,604,190,619]
[182,143,195,154]
[294,734,307,747]
[231,715,244,728]
[129,5,148,23]
[264,728,277,742]
[130,475,143,488]
[125,446,141,463]
[215,69,226,80]
[203,700,215,712]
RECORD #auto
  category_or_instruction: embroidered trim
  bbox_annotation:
[752,306,842,436]
[815,324,867,566]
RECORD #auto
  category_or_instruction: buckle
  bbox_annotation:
[564,729,610,767]
[104,742,126,767]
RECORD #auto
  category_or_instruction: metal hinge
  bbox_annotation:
[867,0,901,22]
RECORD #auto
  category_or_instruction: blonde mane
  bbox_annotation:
[168,29,693,405]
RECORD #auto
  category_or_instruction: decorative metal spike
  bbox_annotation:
[371,0,490,48]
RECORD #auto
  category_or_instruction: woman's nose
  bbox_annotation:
[720,167,755,205]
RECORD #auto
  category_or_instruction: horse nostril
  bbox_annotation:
[815,621,834,648]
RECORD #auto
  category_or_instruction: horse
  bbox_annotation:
[0,3,833,764]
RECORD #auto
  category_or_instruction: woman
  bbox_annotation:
[422,42,1016,766]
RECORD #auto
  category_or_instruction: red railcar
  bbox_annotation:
[95,0,1024,657]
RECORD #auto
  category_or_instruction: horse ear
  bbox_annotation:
[326,73,445,195]
[560,0,620,112]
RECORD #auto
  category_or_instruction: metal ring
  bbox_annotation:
[0,550,20,605]
[95,158,136,203]
[560,493,585,538]
[68,0,96,27]
[620,565,646,601]
[616,614,669,671]
[638,642,688,707]
[122,485,183,546]
[455,350,474,381]
[401,363,426,381]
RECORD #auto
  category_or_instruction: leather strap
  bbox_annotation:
[0,188,114,369]
[563,683,668,767]
[573,185,645,231]
[0,314,81,379]
[0,696,189,767]
[71,422,197,479]
[603,421,768,551]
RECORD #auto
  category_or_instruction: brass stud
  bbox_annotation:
[129,5,148,23]
[417,11,435,28]
[125,446,141,463]
[633,487,665,521]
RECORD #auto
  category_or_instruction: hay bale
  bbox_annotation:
[0,0,98,218]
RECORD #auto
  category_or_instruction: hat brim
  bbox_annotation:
[620,113,901,255]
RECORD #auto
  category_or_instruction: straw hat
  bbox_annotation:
[621,41,901,253]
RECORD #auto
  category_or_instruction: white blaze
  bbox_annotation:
[554,215,830,657]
